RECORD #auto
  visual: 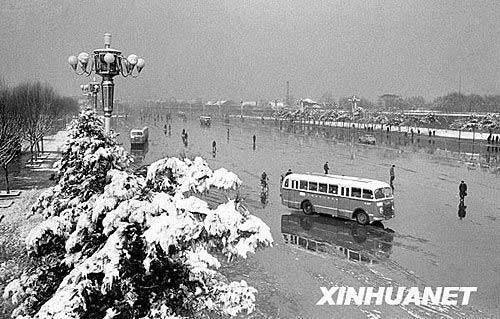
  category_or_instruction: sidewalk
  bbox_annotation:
[0,129,68,219]
[41,130,69,153]
[231,115,492,141]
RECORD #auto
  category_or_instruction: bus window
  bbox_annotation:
[375,187,392,199]
[309,182,318,191]
[308,241,317,251]
[318,183,327,193]
[284,179,289,188]
[349,251,360,261]
[340,187,344,196]
[299,180,308,190]
[298,237,307,248]
[283,234,290,243]
[345,188,350,197]
[329,184,338,194]
[363,189,373,199]
[352,187,361,198]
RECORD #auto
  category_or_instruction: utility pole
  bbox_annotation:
[285,81,290,107]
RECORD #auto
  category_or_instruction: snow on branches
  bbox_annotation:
[4,109,272,319]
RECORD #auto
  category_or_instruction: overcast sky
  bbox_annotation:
[0,0,498,101]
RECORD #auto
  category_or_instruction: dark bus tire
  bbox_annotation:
[301,200,314,215]
[355,210,369,225]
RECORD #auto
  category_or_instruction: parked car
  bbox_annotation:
[358,134,376,145]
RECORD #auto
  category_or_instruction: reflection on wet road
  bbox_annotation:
[116,113,499,318]
[281,214,394,264]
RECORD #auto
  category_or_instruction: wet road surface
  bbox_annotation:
[116,113,499,318]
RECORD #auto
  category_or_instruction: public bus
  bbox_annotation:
[280,173,394,225]
[199,115,211,126]
[130,126,149,145]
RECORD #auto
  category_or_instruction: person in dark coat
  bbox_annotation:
[324,162,329,174]
[458,201,467,220]
[459,181,467,200]
[389,165,395,190]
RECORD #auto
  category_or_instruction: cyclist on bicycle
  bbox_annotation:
[260,170,268,189]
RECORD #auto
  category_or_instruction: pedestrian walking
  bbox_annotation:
[212,140,217,153]
[389,165,395,190]
[459,181,467,201]
[458,201,467,220]
[324,162,329,174]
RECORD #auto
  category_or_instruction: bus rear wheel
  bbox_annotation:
[355,210,369,225]
[301,200,314,215]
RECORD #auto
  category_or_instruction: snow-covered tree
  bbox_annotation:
[3,109,273,319]
[0,82,23,193]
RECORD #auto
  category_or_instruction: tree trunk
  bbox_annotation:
[3,165,9,194]
[30,143,34,163]
[35,139,40,159]
[40,136,44,153]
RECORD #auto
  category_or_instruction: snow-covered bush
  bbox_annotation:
[4,109,273,318]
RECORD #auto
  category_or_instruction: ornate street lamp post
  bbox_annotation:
[348,95,360,115]
[68,33,145,133]
[80,77,100,110]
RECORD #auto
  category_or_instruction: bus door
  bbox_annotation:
[317,182,330,214]
[327,184,340,216]
[338,186,351,218]
[281,178,291,205]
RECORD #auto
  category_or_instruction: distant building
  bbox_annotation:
[269,100,285,110]
[241,101,258,108]
[300,98,322,110]
[205,100,236,108]
[378,94,402,108]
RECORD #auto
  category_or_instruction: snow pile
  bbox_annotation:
[208,168,242,190]
[4,109,273,319]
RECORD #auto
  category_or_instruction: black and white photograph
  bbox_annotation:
[0,1,498,318]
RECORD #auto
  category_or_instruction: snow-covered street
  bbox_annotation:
[114,113,499,318]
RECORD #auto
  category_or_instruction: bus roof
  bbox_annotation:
[285,173,390,189]
[130,126,148,133]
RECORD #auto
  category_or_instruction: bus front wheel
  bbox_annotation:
[301,200,314,215]
[355,210,369,225]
